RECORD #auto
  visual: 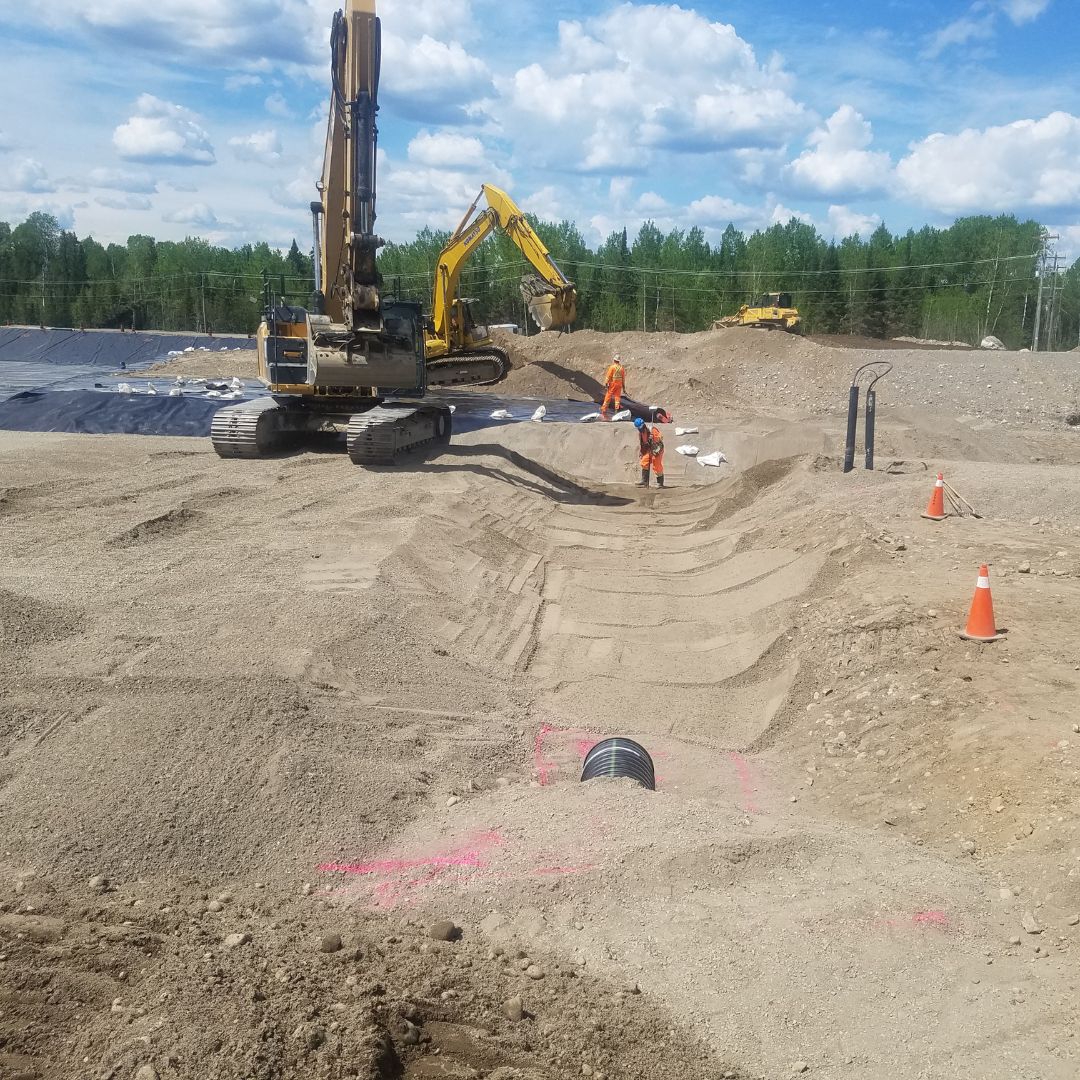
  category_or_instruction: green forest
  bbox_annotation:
[1,209,1077,350]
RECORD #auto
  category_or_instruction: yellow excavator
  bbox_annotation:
[424,184,577,373]
[713,292,802,333]
[210,0,507,465]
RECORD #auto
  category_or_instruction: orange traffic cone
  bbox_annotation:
[922,473,947,521]
[960,564,1002,642]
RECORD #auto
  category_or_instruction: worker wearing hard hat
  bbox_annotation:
[600,354,625,419]
[634,416,664,487]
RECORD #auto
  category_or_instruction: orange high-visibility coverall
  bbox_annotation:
[638,424,665,476]
[601,360,625,416]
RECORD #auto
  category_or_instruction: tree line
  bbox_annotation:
[1,209,1077,349]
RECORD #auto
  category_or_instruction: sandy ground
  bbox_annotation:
[2,328,1080,1080]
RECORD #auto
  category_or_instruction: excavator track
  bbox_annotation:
[426,347,509,388]
[346,404,452,466]
[210,398,287,458]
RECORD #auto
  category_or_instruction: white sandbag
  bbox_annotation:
[698,450,728,467]
[531,405,546,422]
[145,383,157,395]
[490,408,512,419]
[676,426,699,436]
[610,409,631,422]
[117,382,133,394]
[205,390,222,399]
[578,412,601,422]
[168,387,183,397]
[447,405,456,413]
[675,444,699,456]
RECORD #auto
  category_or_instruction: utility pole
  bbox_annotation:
[1031,231,1059,352]
[1045,251,1065,351]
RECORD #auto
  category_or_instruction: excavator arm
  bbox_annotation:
[314,0,382,330]
[430,184,577,346]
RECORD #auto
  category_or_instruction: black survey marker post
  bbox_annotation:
[843,361,892,473]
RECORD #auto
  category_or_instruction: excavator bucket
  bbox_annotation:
[521,276,577,331]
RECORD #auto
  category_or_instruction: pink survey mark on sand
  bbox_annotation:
[727,751,760,814]
[534,723,557,786]
[319,830,506,909]
[879,909,951,932]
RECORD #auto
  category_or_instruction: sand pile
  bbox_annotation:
[4,327,1080,1079]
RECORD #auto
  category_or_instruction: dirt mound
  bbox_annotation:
[493,327,1080,431]
[4,357,1080,1080]
[2,888,729,1080]
[134,349,260,380]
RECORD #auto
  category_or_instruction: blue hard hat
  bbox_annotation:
[633,417,644,429]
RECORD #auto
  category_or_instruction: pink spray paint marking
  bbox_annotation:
[319,830,506,910]
[534,723,557,786]
[878,910,951,932]
[727,751,760,814]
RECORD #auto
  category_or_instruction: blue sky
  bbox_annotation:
[0,0,1077,256]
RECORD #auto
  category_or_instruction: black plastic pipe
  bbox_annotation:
[581,738,656,790]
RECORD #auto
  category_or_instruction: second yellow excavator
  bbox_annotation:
[424,184,577,375]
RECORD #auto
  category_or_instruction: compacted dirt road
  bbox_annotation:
[1,329,1079,1079]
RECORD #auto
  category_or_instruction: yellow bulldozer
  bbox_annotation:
[713,292,802,334]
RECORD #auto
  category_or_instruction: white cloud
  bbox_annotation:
[926,0,1052,57]
[3,158,57,194]
[771,202,814,226]
[687,194,763,231]
[86,167,157,193]
[264,92,290,118]
[0,193,75,229]
[163,203,218,227]
[406,130,489,169]
[113,94,215,165]
[784,106,892,197]
[229,129,283,164]
[999,0,1052,24]
[271,170,318,211]
[492,5,805,176]
[637,191,669,213]
[95,193,152,211]
[0,131,11,152]
[827,204,882,239]
[225,74,263,92]
[924,12,995,58]
[23,1,319,67]
[896,111,1080,214]
[380,33,490,117]
[377,144,513,234]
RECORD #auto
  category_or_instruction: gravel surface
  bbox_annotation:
[2,327,1079,1079]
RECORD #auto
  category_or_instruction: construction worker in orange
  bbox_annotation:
[634,417,665,487]
[600,353,626,419]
